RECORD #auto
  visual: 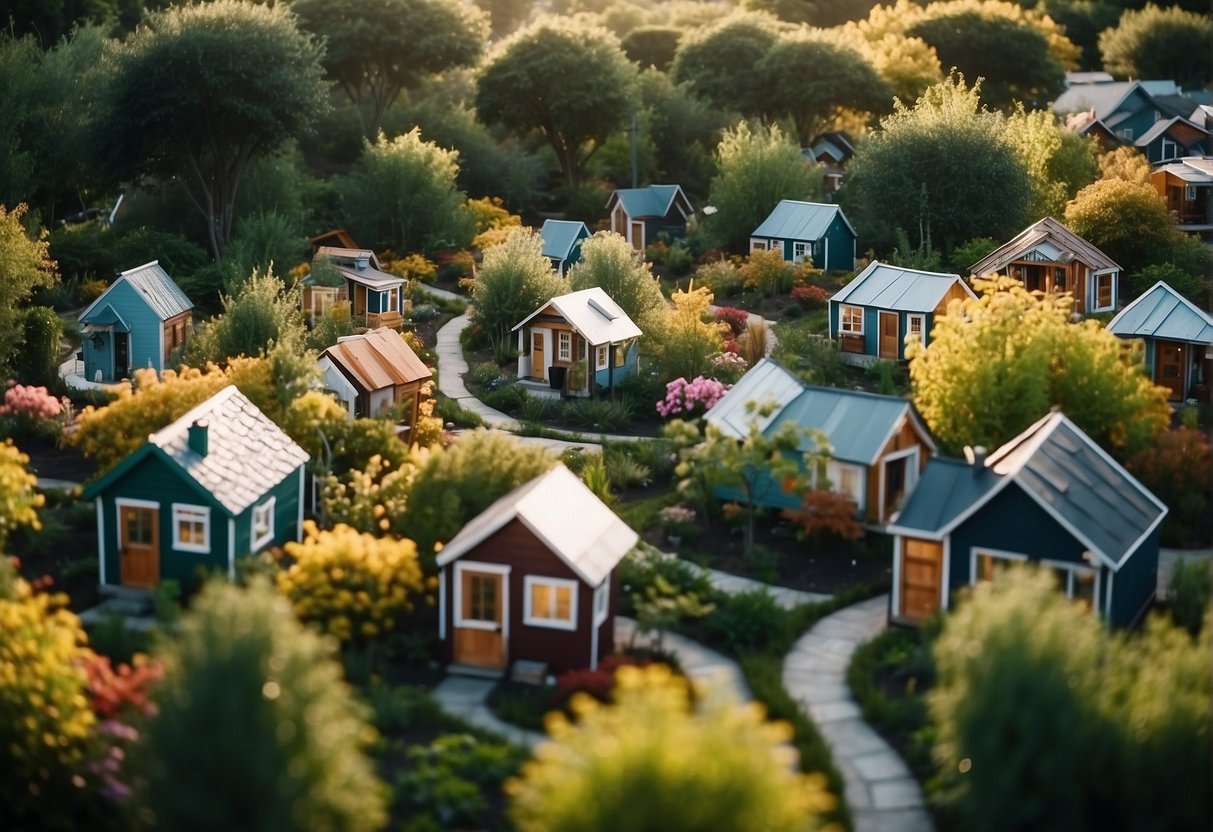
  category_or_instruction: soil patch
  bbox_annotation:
[19,436,97,484]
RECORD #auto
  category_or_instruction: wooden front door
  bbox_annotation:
[899,538,942,624]
[455,569,506,668]
[119,504,159,588]
[878,311,899,359]
[353,284,366,317]
[629,220,644,252]
[531,331,545,379]
[1155,341,1187,402]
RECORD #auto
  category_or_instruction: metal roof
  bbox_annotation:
[1154,157,1213,184]
[320,327,432,394]
[969,217,1120,277]
[80,261,193,324]
[539,219,590,261]
[704,359,804,440]
[607,184,690,219]
[830,261,973,313]
[888,458,1001,534]
[315,246,403,290]
[751,200,855,242]
[80,304,130,332]
[435,464,638,587]
[1052,81,1145,119]
[512,287,642,346]
[150,386,309,515]
[1107,281,1213,345]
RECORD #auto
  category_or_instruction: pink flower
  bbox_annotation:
[656,375,730,418]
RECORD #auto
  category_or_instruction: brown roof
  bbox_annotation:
[969,217,1120,277]
[321,328,432,394]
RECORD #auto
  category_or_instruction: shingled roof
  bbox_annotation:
[969,217,1119,277]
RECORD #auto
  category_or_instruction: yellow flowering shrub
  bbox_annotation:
[277,522,426,644]
[322,453,416,537]
[0,440,42,548]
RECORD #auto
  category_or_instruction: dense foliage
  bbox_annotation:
[567,231,669,333]
[0,204,58,379]
[468,227,565,350]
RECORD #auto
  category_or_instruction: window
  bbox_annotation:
[1094,273,1114,310]
[974,549,1027,583]
[792,241,809,263]
[524,576,578,630]
[840,305,863,335]
[1186,184,1198,201]
[835,465,863,505]
[172,504,210,553]
[558,330,572,361]
[1116,127,1134,140]
[593,582,609,625]
[252,498,275,551]
[749,239,768,253]
[905,314,925,348]
[467,574,497,622]
[596,345,608,370]
[125,507,154,545]
[1161,138,1179,160]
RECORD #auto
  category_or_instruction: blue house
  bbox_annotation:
[539,219,591,276]
[1134,116,1210,164]
[1053,81,1172,143]
[704,359,936,524]
[78,261,193,383]
[829,261,975,365]
[887,410,1167,628]
[82,386,309,593]
[749,200,856,271]
[607,184,693,253]
[512,288,641,397]
[1107,280,1213,403]
[312,246,405,329]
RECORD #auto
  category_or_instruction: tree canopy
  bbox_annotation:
[1005,107,1098,220]
[907,278,1170,458]
[468,227,565,347]
[670,13,781,116]
[101,0,329,260]
[0,204,58,379]
[476,16,638,187]
[567,231,668,333]
[1099,4,1212,90]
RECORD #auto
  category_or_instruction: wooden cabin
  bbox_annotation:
[1151,157,1213,235]
[1107,280,1213,403]
[318,327,433,426]
[304,246,405,330]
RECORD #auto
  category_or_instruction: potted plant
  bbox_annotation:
[657,504,696,548]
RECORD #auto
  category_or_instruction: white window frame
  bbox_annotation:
[970,547,1100,609]
[969,547,1028,586]
[252,497,275,551]
[1160,137,1179,160]
[749,238,768,253]
[792,241,809,264]
[1091,272,1115,312]
[1186,184,1197,201]
[557,330,572,361]
[1117,127,1134,140]
[453,561,510,632]
[593,582,610,626]
[523,575,579,631]
[905,314,925,347]
[840,305,864,336]
[596,345,608,370]
[171,503,211,554]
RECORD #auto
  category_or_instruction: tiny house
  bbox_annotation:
[1107,280,1213,403]
[539,219,591,276]
[607,184,693,253]
[318,327,433,425]
[304,246,405,329]
[749,200,856,272]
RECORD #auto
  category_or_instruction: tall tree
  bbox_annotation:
[907,278,1170,458]
[670,12,781,116]
[567,231,668,332]
[1099,4,1212,90]
[840,75,1032,253]
[468,227,564,347]
[0,204,58,379]
[1005,107,1098,220]
[476,16,637,188]
[101,0,329,260]
[292,0,487,138]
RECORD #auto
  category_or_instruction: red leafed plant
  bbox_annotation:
[83,653,164,720]
[552,654,650,710]
[790,284,830,310]
[714,306,750,337]
[781,489,864,541]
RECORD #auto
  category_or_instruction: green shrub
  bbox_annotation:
[434,395,484,429]
[603,447,651,489]
[617,547,717,614]
[705,588,789,653]
[693,259,743,298]
[1168,559,1211,636]
[519,394,553,424]
[782,302,803,319]
[366,683,450,735]
[561,397,637,432]
[15,307,63,386]
[481,383,529,413]
[396,734,526,827]
[468,361,503,387]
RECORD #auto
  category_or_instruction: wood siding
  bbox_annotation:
[864,418,931,523]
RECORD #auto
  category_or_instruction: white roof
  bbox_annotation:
[704,358,803,440]
[435,465,638,586]
[512,287,642,345]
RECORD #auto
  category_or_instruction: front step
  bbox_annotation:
[517,378,563,400]
[446,662,506,680]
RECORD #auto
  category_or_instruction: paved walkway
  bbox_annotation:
[783,595,934,832]
[430,676,545,749]
[58,356,127,394]
[705,567,830,609]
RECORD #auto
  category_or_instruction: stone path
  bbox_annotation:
[783,595,934,832]
[614,615,751,703]
[430,675,546,749]
[704,567,830,609]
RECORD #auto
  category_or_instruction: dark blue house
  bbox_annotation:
[607,184,693,253]
[749,200,856,271]
[539,219,591,276]
[887,411,1167,628]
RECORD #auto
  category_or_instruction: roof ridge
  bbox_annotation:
[120,260,161,276]
[149,385,242,446]
[985,409,1062,472]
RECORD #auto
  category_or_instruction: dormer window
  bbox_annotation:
[355,257,370,269]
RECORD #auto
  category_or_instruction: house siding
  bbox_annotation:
[592,343,639,389]
[442,519,614,673]
[233,467,304,557]
[83,281,165,381]
[1108,528,1159,628]
[822,214,856,271]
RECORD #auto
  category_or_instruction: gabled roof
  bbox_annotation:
[1135,116,1207,147]
[315,246,403,290]
[320,327,432,394]
[80,261,193,324]
[969,217,1120,277]
[511,287,642,345]
[1107,281,1213,345]
[539,219,590,261]
[830,261,974,313]
[889,411,1167,570]
[704,358,935,466]
[606,184,691,220]
[80,304,129,333]
[751,200,856,242]
[435,464,638,586]
[83,386,309,515]
[1052,81,1149,119]
[1153,156,1213,184]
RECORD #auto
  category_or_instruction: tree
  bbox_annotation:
[706,121,821,251]
[1099,4,1212,90]
[756,35,892,146]
[840,75,1032,253]
[1096,145,1151,184]
[184,268,308,367]
[620,25,682,71]
[907,278,1170,458]
[0,204,57,378]
[509,664,830,831]
[567,232,668,332]
[293,0,487,137]
[403,430,556,562]
[101,0,329,260]
[468,227,565,350]
[476,16,638,188]
[632,69,731,200]
[336,128,474,256]
[647,284,732,383]
[1005,107,1098,220]
[907,11,1066,109]
[666,401,829,559]
[136,578,386,832]
[830,23,943,104]
[670,13,781,116]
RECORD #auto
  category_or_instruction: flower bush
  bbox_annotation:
[276,522,427,644]
[657,505,697,537]
[656,376,730,418]
[711,350,747,384]
[552,654,648,711]
[322,454,416,537]
[714,306,750,336]
[790,284,829,310]
[0,380,67,442]
[781,490,863,541]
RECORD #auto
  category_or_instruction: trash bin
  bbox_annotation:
[548,365,567,390]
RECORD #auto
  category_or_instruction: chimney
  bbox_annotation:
[188,420,209,457]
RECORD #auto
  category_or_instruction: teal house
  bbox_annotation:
[78,261,193,382]
[607,184,693,253]
[829,261,975,365]
[540,220,591,276]
[1107,280,1213,403]
[749,200,856,271]
[83,386,309,593]
[887,411,1167,628]
[1052,81,1172,143]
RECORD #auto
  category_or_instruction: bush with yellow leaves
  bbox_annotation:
[277,522,426,644]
